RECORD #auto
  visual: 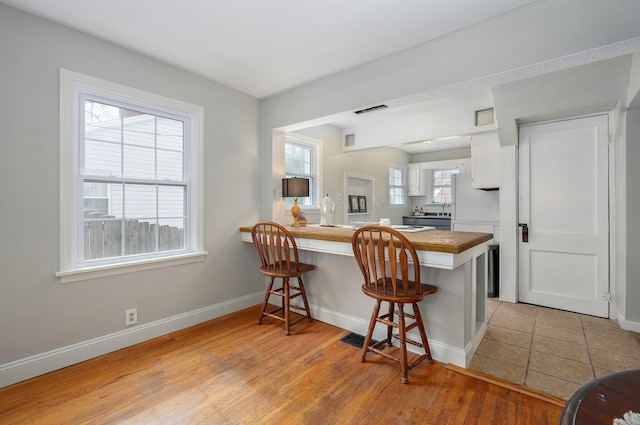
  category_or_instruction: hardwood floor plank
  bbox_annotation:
[0,305,565,424]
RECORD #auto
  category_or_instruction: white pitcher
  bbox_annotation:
[319,193,335,226]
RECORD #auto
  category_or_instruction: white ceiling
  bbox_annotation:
[2,0,541,99]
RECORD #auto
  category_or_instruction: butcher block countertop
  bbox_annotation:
[239,224,492,254]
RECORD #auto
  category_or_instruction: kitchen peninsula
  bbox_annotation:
[239,225,493,367]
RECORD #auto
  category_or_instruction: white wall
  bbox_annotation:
[260,0,640,322]
[272,124,412,225]
[626,107,640,323]
[0,4,261,386]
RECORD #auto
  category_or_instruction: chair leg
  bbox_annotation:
[397,303,409,384]
[412,302,433,361]
[361,300,381,362]
[387,301,395,346]
[257,278,275,325]
[297,276,313,322]
[283,278,291,336]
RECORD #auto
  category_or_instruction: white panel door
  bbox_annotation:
[518,115,609,317]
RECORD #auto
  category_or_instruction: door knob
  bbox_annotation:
[519,223,529,243]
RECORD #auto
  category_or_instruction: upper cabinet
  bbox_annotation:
[407,163,425,196]
[471,132,500,189]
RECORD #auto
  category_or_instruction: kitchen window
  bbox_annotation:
[431,168,459,204]
[389,165,406,206]
[284,137,319,207]
[58,70,206,283]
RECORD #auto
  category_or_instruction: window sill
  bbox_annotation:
[56,251,208,283]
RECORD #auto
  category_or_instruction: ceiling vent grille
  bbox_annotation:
[354,104,388,115]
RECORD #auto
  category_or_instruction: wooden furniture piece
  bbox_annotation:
[560,369,640,425]
[351,225,438,384]
[251,222,314,335]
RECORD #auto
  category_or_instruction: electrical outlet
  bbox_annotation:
[125,308,137,326]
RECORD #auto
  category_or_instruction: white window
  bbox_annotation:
[431,168,459,203]
[284,137,319,208]
[58,70,206,283]
[388,165,406,206]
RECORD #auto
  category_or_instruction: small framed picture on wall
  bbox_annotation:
[358,196,367,213]
[349,195,360,213]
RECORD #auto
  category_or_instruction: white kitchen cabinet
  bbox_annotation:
[407,163,425,196]
[471,132,500,189]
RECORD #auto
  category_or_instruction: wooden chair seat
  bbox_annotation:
[361,278,437,302]
[352,225,438,384]
[251,222,314,335]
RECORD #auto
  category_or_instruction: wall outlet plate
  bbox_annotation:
[125,308,137,326]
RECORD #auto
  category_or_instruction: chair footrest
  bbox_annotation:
[365,344,429,369]
[392,333,424,349]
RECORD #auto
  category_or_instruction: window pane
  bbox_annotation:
[123,144,156,179]
[285,140,316,207]
[431,168,458,203]
[158,218,185,250]
[84,139,122,177]
[124,184,157,220]
[123,113,155,148]
[157,149,183,181]
[158,185,185,219]
[157,117,184,150]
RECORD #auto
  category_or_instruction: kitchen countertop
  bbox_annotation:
[239,224,492,254]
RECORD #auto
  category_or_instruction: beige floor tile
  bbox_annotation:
[536,307,583,330]
[534,321,586,345]
[525,369,582,401]
[580,314,620,328]
[528,350,594,385]
[485,298,500,320]
[589,347,640,371]
[485,324,532,349]
[532,334,590,364]
[468,353,526,385]
[474,300,639,400]
[495,302,538,319]
[585,332,640,359]
[490,312,535,334]
[475,337,530,369]
[593,366,616,379]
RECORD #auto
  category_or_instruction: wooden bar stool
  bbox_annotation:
[351,225,437,384]
[251,222,314,335]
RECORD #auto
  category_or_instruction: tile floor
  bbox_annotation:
[468,298,640,400]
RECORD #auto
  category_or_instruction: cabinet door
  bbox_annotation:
[407,163,424,196]
[471,133,500,189]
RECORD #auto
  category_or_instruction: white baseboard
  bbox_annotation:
[618,313,640,333]
[309,303,469,368]
[0,292,264,389]
[2,294,474,389]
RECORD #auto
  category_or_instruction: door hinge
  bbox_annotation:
[603,292,612,302]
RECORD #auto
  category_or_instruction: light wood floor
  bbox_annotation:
[0,306,566,424]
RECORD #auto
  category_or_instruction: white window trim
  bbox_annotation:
[284,133,322,211]
[388,163,407,207]
[57,69,206,283]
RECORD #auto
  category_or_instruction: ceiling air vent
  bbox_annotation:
[354,104,388,115]
[344,134,355,147]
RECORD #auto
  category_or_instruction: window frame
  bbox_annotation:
[388,164,407,207]
[57,69,206,283]
[284,135,321,210]
[431,168,459,204]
